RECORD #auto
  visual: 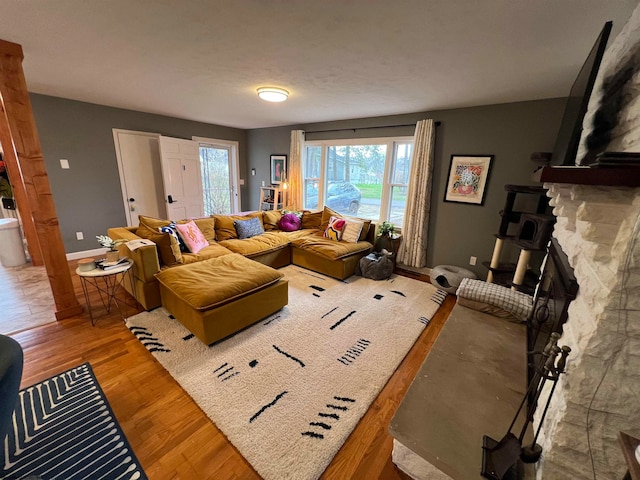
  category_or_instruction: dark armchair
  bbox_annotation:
[0,334,23,440]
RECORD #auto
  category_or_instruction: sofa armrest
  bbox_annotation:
[108,227,160,282]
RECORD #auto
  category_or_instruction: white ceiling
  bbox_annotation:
[1,0,638,129]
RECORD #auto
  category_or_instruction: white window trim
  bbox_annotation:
[303,136,414,226]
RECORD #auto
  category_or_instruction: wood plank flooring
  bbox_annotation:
[8,262,455,479]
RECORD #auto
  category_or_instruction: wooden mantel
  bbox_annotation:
[0,39,82,319]
[541,165,640,187]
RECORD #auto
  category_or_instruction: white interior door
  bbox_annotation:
[113,129,164,226]
[159,136,204,219]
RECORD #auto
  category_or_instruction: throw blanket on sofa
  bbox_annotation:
[456,278,533,322]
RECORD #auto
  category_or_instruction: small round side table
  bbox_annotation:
[76,258,136,325]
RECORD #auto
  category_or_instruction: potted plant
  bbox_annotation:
[375,221,399,254]
[378,221,396,238]
[96,235,126,262]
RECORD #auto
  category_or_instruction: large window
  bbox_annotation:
[302,137,413,228]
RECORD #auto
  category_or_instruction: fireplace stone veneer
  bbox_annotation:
[536,184,640,479]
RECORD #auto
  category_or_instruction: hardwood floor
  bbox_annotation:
[8,262,455,479]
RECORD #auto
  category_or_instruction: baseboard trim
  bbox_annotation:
[66,248,108,261]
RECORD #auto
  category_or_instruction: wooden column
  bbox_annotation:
[0,39,82,319]
[0,43,42,266]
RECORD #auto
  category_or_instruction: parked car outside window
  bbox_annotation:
[306,181,361,214]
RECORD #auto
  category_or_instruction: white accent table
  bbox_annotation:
[76,259,137,325]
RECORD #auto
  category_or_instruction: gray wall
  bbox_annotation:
[246,98,566,275]
[30,94,247,253]
[28,92,565,270]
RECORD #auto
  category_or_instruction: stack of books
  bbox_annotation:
[95,257,129,271]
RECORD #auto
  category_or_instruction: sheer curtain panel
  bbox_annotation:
[397,119,436,268]
[288,130,305,210]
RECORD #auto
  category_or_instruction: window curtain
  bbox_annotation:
[397,119,436,268]
[288,130,305,209]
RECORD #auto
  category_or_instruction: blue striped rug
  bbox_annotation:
[1,363,147,480]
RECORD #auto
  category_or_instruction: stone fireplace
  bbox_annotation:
[536,4,640,478]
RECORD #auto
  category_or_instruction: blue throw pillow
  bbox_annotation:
[159,221,188,252]
[234,216,265,239]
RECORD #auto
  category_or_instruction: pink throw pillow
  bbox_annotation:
[279,213,302,232]
[175,220,209,254]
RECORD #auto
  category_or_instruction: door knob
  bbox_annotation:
[168,195,177,204]
[129,198,135,202]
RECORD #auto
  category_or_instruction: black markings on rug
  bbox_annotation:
[334,396,355,403]
[263,314,281,326]
[318,413,339,420]
[329,310,356,330]
[182,333,195,341]
[272,345,305,367]
[214,362,239,382]
[374,294,384,300]
[129,326,148,334]
[310,285,325,298]
[391,290,406,297]
[249,360,258,368]
[310,422,331,430]
[298,269,327,281]
[321,307,339,319]
[418,316,431,326]
[128,326,171,353]
[249,391,288,423]
[302,395,356,440]
[431,289,448,305]
[337,338,370,365]
[213,362,228,373]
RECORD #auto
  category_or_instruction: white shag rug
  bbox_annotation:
[126,266,447,480]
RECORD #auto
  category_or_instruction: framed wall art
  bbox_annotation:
[270,154,287,185]
[443,154,494,205]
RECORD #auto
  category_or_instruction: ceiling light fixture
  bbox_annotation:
[257,87,289,102]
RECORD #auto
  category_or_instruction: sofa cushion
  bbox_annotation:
[278,229,319,241]
[292,233,372,260]
[136,222,181,266]
[301,210,322,230]
[262,210,283,231]
[219,231,291,257]
[138,214,171,230]
[180,243,234,265]
[342,218,365,243]
[235,216,265,239]
[156,254,284,310]
[352,218,372,241]
[320,206,341,231]
[213,212,263,241]
[279,213,302,232]
[175,220,209,253]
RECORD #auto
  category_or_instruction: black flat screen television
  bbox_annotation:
[549,21,612,166]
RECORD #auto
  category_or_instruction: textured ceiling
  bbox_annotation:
[1,0,638,129]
